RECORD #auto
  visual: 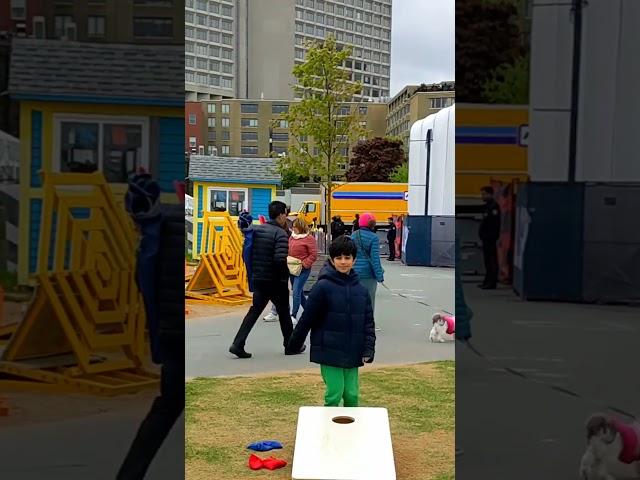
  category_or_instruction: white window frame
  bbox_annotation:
[32,16,46,38]
[53,114,149,181]
[207,186,249,214]
[87,15,106,37]
[11,0,26,20]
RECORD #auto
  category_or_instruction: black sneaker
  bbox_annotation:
[229,344,252,359]
[285,344,307,356]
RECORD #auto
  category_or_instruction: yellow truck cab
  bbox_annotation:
[293,182,408,230]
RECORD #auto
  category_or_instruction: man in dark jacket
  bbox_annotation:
[230,201,306,358]
[386,217,397,261]
[478,186,501,289]
[330,215,345,239]
[118,175,185,480]
[288,235,375,407]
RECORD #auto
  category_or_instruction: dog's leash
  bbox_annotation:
[379,280,638,420]
[464,339,638,421]
[380,282,453,316]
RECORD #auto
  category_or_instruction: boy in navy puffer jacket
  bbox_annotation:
[287,236,376,407]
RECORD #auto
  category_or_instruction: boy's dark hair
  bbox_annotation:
[329,235,357,259]
[480,186,494,195]
[268,200,287,220]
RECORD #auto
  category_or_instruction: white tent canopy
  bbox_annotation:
[408,105,455,216]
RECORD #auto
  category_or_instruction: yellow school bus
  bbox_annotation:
[293,182,408,229]
[456,103,529,202]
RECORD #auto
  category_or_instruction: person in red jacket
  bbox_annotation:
[288,217,318,324]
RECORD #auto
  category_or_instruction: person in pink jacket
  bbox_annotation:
[288,217,318,324]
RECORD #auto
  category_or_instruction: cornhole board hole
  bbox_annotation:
[292,406,396,480]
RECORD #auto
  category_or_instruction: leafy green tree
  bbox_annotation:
[456,0,523,102]
[276,36,368,240]
[390,162,409,183]
[483,55,530,104]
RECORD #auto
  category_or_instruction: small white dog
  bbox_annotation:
[579,413,640,480]
[428,313,455,343]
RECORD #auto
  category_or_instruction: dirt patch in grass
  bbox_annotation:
[186,362,454,480]
[185,301,246,320]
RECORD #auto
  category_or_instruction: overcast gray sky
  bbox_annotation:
[390,0,455,97]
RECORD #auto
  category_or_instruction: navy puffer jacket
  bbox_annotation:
[125,174,184,364]
[250,220,289,285]
[288,261,376,368]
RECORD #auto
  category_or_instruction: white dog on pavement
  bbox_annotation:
[580,413,640,480]
[429,313,455,343]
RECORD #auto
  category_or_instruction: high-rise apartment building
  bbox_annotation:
[242,0,392,101]
[185,0,392,102]
[185,0,236,100]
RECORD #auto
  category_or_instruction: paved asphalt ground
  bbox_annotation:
[0,404,184,480]
[5,264,637,479]
[186,259,455,378]
[0,259,452,480]
[456,281,640,479]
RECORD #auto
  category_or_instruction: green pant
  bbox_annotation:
[320,364,360,407]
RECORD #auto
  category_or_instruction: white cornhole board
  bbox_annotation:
[292,406,396,480]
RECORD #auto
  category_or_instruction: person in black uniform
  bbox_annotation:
[352,213,360,233]
[386,217,397,261]
[478,186,501,289]
[330,215,346,239]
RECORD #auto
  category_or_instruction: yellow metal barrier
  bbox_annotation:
[0,172,158,395]
[186,211,251,306]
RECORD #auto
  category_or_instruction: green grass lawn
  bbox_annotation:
[186,361,454,480]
